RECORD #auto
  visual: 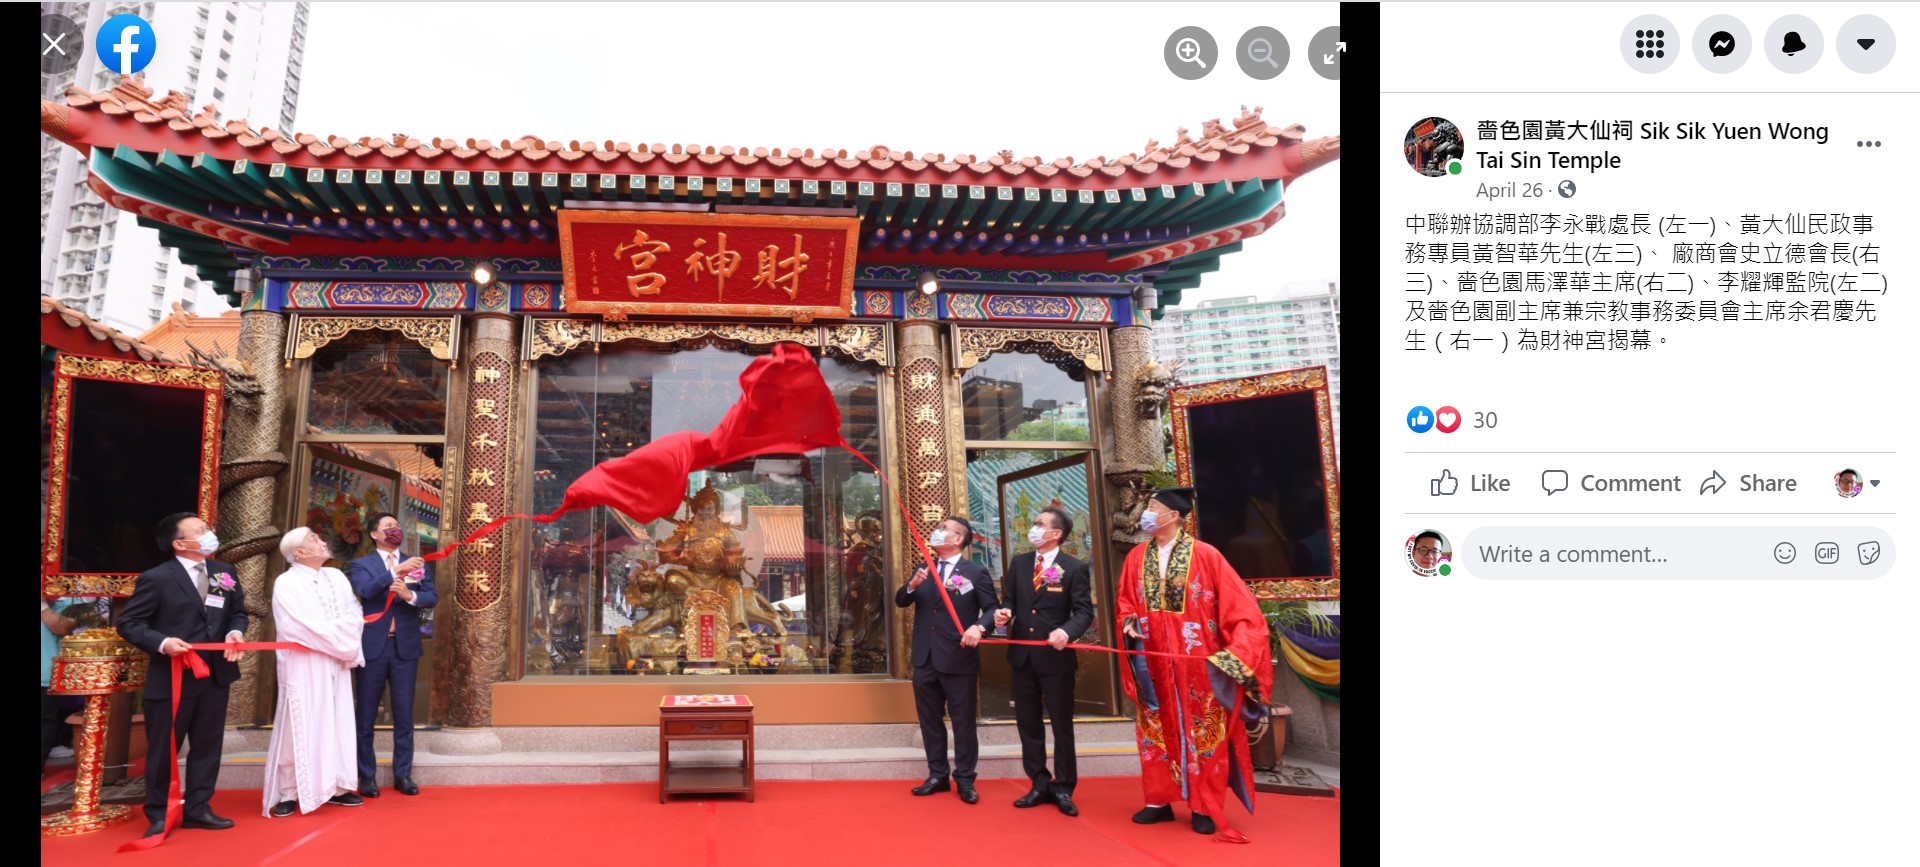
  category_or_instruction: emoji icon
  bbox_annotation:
[1434,406,1462,433]
[1407,406,1435,433]
[1773,542,1796,564]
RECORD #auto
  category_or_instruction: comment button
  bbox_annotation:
[1461,526,1894,580]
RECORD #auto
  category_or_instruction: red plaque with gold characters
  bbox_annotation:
[559,211,859,322]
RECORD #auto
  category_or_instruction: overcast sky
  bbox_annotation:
[295,2,1341,306]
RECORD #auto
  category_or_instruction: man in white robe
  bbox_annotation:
[263,527,367,817]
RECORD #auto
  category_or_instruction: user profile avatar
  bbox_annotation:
[1835,468,1863,499]
[1406,529,1452,577]
[1404,117,1464,177]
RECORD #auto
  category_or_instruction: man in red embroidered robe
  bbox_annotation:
[1116,487,1274,844]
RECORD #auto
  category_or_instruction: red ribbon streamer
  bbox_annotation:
[117,640,310,853]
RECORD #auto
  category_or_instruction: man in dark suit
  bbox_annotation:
[117,512,249,837]
[993,506,1095,816]
[894,515,998,804]
[346,512,436,798]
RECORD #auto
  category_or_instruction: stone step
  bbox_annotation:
[211,740,1147,789]
[223,720,1140,755]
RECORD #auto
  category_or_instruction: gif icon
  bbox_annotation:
[1815,542,1840,565]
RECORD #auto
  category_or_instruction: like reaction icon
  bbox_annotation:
[1407,405,1435,433]
[1430,470,1459,496]
[1434,405,1462,433]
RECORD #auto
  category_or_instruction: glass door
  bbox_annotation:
[973,451,1115,719]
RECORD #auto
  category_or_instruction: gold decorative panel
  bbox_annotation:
[950,325,1107,377]
[286,315,459,366]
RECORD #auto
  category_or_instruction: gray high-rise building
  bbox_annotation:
[41,1,309,333]
[1151,280,1341,438]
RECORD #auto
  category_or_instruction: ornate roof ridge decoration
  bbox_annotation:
[284,315,460,368]
[46,79,1337,184]
[950,325,1108,380]
[40,295,185,365]
[524,318,890,367]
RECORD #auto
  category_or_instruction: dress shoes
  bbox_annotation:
[910,777,951,796]
[1013,789,1055,808]
[358,777,381,798]
[143,821,167,838]
[181,811,235,830]
[956,783,980,805]
[271,800,296,818]
[395,775,420,796]
[1054,793,1079,817]
[1132,804,1175,824]
[327,792,364,807]
[1191,812,1217,835]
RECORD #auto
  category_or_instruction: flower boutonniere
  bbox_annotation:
[944,574,974,594]
[1041,565,1063,586]
[212,572,237,595]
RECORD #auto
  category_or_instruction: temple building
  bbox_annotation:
[39,75,1338,729]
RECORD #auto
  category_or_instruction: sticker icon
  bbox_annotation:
[1434,406,1462,433]
[1858,541,1881,566]
[1406,406,1435,433]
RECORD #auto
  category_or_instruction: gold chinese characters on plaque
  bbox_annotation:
[559,211,860,322]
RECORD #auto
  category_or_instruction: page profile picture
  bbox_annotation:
[1404,117,1464,177]
[1835,468,1863,499]
[1406,529,1452,576]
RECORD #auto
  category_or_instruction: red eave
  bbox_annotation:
[44,76,1338,191]
[40,296,184,364]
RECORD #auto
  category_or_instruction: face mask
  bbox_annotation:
[927,529,949,547]
[380,527,405,547]
[1138,511,1161,533]
[1027,525,1049,547]
[196,530,220,556]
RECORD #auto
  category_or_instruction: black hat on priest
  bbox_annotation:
[1149,487,1194,514]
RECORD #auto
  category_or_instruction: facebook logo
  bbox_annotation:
[94,13,156,76]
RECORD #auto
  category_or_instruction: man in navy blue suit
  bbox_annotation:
[346,512,436,797]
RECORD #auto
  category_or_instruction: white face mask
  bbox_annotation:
[1027,525,1050,547]
[196,530,220,556]
[1138,511,1161,533]
[927,529,949,547]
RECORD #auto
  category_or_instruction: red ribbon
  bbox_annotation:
[117,640,310,853]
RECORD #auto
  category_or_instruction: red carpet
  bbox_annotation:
[41,777,1338,866]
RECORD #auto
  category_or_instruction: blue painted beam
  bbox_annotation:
[885,228,913,253]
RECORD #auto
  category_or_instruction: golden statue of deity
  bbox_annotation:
[615,480,789,668]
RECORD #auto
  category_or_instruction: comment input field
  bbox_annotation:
[1461,526,1893,580]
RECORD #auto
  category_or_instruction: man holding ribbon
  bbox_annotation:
[895,516,998,805]
[118,512,248,838]
[1117,488,1273,844]
[348,511,435,798]
[993,506,1093,816]
[264,528,367,817]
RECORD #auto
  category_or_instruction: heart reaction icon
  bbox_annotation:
[1434,406,1462,433]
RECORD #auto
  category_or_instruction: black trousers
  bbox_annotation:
[911,665,980,783]
[1011,662,1078,795]
[40,686,63,775]
[142,684,228,824]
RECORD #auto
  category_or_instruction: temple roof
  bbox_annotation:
[136,302,244,363]
[39,295,183,364]
[47,75,1335,183]
[40,75,1340,312]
